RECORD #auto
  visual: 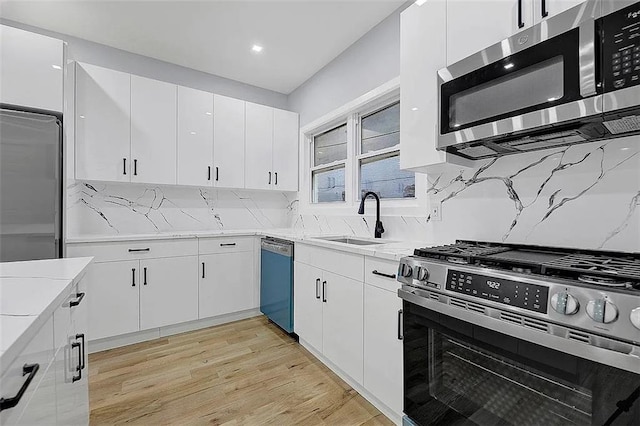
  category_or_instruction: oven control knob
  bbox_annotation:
[630,308,640,330]
[550,292,579,315]
[586,298,618,324]
[416,267,429,281]
[399,263,413,278]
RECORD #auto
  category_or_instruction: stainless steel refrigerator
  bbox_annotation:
[0,108,62,262]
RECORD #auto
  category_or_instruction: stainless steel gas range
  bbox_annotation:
[397,240,640,426]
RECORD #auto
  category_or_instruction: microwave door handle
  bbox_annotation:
[578,19,597,98]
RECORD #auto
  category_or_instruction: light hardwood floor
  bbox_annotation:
[88,316,394,425]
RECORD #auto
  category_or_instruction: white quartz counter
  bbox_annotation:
[0,257,93,376]
[65,229,431,261]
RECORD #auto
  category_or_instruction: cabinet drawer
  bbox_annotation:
[364,257,401,292]
[296,244,363,282]
[0,317,55,425]
[198,236,254,255]
[66,238,198,262]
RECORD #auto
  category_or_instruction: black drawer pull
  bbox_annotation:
[76,334,86,370]
[133,159,138,176]
[215,167,219,181]
[0,363,40,411]
[72,342,82,382]
[372,270,396,279]
[143,267,147,285]
[123,158,127,175]
[128,248,150,252]
[208,166,211,181]
[132,268,136,286]
[202,262,205,279]
[518,0,525,28]
[220,243,236,247]
[322,281,327,303]
[315,278,321,299]
[274,172,278,185]
[69,292,85,307]
[398,309,404,340]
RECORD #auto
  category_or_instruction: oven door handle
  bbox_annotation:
[397,309,404,340]
[578,18,597,98]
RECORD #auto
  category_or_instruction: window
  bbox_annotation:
[311,124,347,203]
[358,102,414,200]
[309,99,414,204]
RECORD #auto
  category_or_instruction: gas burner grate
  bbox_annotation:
[542,254,640,282]
[414,242,511,264]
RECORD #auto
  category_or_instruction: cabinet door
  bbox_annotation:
[363,285,403,416]
[139,256,198,329]
[130,75,177,185]
[87,261,139,340]
[54,333,88,426]
[293,262,323,352]
[199,251,255,318]
[0,25,63,112]
[272,109,299,191]
[245,102,273,190]
[532,0,585,23]
[322,271,364,384]
[11,362,57,426]
[75,63,131,182]
[213,95,245,188]
[446,0,533,66]
[177,86,214,187]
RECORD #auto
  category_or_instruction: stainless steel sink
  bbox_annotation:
[315,237,387,246]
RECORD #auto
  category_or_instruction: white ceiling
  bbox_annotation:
[0,0,405,94]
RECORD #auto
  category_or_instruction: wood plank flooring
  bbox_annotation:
[88,316,393,425]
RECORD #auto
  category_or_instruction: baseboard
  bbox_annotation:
[298,338,403,426]
[88,309,262,353]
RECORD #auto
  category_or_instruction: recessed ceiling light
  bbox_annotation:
[415,0,427,5]
[52,64,62,70]
[504,63,514,70]
[621,147,630,151]
[205,112,212,116]
[79,115,85,119]
[411,107,419,111]
[251,44,263,53]
[190,131,197,135]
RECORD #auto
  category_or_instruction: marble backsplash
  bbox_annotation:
[66,182,297,237]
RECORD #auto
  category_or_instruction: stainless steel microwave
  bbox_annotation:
[437,0,640,160]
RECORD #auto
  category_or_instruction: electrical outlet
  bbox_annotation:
[429,202,442,222]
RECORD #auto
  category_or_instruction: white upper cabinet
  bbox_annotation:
[532,0,586,23]
[177,86,214,187]
[0,25,63,112]
[446,0,533,66]
[272,108,299,191]
[400,1,474,171]
[245,102,274,190]
[130,75,177,185]
[75,62,131,182]
[213,94,245,188]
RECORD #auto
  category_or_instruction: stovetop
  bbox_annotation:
[414,240,640,290]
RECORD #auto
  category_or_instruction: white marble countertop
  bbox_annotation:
[0,257,93,376]
[65,229,431,261]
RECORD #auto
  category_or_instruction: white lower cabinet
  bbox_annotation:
[364,284,403,415]
[293,262,324,351]
[139,256,198,330]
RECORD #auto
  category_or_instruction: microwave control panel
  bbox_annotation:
[601,2,640,92]
[446,270,549,314]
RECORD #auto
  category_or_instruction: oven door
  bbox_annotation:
[437,1,602,152]
[403,300,640,426]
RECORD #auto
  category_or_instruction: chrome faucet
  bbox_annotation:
[358,192,384,238]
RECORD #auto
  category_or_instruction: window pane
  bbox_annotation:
[313,166,345,203]
[314,124,347,166]
[360,153,414,199]
[361,102,400,154]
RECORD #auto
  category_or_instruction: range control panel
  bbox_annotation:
[446,270,549,314]
[601,2,640,92]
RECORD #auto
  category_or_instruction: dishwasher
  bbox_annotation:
[260,237,294,333]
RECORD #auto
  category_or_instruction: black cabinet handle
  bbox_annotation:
[133,159,138,176]
[128,248,150,252]
[76,334,86,370]
[315,278,321,299]
[275,172,278,185]
[220,243,236,247]
[372,270,396,279]
[132,268,136,286]
[215,167,219,181]
[322,280,327,303]
[202,262,205,279]
[518,0,525,28]
[541,0,548,17]
[0,363,40,411]
[268,171,271,185]
[143,267,147,285]
[71,342,82,382]
[208,166,211,181]
[69,292,85,307]
[398,309,404,340]
[123,158,127,175]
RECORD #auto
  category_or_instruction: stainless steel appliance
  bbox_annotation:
[397,241,640,425]
[437,0,640,159]
[0,108,62,262]
[260,238,294,333]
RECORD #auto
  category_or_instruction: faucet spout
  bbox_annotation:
[358,192,384,238]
